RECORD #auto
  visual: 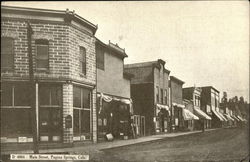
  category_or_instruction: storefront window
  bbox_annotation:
[1,82,31,137]
[73,86,91,139]
[1,83,12,106]
[39,84,62,142]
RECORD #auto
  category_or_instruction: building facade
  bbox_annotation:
[125,59,170,135]
[183,87,211,131]
[200,86,227,128]
[1,6,98,147]
[96,39,133,140]
[169,76,186,132]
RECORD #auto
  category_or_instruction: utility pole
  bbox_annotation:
[27,21,39,153]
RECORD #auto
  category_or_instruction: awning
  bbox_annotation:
[237,115,244,122]
[232,115,240,121]
[194,108,212,120]
[212,109,224,121]
[120,98,132,105]
[172,103,185,108]
[182,109,199,120]
[156,104,169,111]
[217,111,228,121]
[224,114,234,121]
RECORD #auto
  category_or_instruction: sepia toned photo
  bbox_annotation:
[1,1,249,162]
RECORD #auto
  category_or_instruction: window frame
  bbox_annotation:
[73,86,91,139]
[1,83,32,137]
[160,88,164,104]
[156,86,159,103]
[164,89,168,105]
[79,46,87,75]
[1,83,31,109]
[1,37,14,71]
[35,39,49,71]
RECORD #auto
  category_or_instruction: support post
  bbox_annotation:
[27,21,39,153]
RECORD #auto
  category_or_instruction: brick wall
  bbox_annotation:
[1,19,96,84]
[62,83,73,143]
[68,26,96,84]
[1,17,97,143]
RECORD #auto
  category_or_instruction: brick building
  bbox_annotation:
[183,87,211,131]
[125,59,170,135]
[1,6,98,147]
[95,39,133,140]
[200,86,227,128]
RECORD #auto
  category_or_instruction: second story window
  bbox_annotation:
[36,39,49,70]
[1,37,14,71]
[96,47,104,70]
[160,89,163,104]
[156,86,159,103]
[164,90,168,104]
[79,46,86,75]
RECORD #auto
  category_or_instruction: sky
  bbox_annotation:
[2,1,249,102]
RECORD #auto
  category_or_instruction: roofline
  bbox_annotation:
[200,86,220,93]
[125,59,171,73]
[1,5,98,34]
[96,38,128,58]
[170,76,185,84]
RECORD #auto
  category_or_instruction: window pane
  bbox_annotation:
[51,86,61,106]
[14,84,30,106]
[79,47,86,74]
[36,43,48,69]
[51,108,61,134]
[37,60,48,69]
[39,108,50,133]
[82,88,90,108]
[37,46,48,59]
[73,109,80,135]
[1,109,32,136]
[39,86,50,105]
[1,83,12,106]
[1,38,14,69]
[73,86,81,108]
[1,55,14,68]
[81,110,90,133]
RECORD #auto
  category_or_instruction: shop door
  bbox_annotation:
[39,107,62,142]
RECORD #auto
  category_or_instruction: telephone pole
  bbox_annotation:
[27,21,39,153]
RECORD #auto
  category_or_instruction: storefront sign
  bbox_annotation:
[65,115,72,128]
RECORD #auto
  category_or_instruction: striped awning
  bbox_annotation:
[217,111,228,121]
[224,114,234,121]
[232,115,240,121]
[194,108,212,120]
[212,109,224,121]
[237,115,244,122]
[182,109,199,120]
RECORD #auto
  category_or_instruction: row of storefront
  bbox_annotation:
[0,6,248,151]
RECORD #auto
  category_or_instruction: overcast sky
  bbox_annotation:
[3,1,249,102]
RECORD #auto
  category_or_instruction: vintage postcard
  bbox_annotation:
[1,1,249,162]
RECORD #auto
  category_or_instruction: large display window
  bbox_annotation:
[1,82,32,139]
[39,84,62,142]
[73,86,91,141]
